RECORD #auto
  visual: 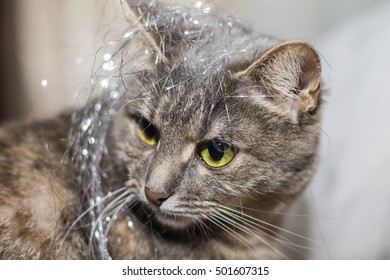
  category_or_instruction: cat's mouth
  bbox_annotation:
[131,200,196,232]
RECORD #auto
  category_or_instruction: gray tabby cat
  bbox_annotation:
[0,0,321,259]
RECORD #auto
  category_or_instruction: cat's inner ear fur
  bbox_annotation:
[237,41,321,120]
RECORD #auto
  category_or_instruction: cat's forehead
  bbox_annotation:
[134,68,230,140]
[137,70,262,144]
[151,77,213,132]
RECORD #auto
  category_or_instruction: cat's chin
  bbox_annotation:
[153,212,194,230]
[131,201,196,232]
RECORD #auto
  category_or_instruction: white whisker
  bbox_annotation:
[213,211,289,259]
[219,204,319,244]
[59,187,129,251]
[217,207,312,258]
[208,215,257,256]
[105,195,136,236]
[88,190,133,246]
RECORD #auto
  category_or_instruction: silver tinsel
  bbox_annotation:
[66,0,227,260]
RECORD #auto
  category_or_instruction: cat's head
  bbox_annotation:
[108,1,321,237]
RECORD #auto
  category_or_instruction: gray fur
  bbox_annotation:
[0,0,322,259]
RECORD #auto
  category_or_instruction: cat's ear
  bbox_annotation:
[237,41,321,118]
[124,0,168,64]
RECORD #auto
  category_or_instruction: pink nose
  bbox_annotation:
[145,187,170,206]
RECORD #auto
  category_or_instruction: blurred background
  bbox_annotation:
[1,0,389,259]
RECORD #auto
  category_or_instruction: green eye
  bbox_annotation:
[137,119,159,146]
[199,140,236,168]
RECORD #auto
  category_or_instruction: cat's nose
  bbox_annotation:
[145,187,170,207]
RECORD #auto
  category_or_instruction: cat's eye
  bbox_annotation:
[198,140,236,168]
[137,119,159,146]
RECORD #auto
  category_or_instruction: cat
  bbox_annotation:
[0,0,322,259]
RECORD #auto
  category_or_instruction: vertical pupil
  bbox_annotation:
[142,120,156,139]
[209,141,225,161]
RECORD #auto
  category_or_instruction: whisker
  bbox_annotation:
[194,216,218,250]
[59,187,129,251]
[105,195,136,236]
[100,190,133,217]
[308,185,332,259]
[213,211,289,259]
[88,190,133,245]
[227,202,345,222]
[208,215,258,257]
[218,204,319,244]
[218,207,312,258]
[219,208,290,242]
